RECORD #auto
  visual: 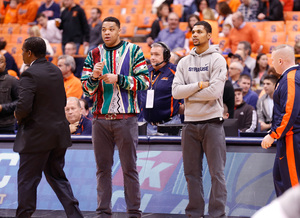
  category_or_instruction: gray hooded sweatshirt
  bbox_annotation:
[172,45,227,122]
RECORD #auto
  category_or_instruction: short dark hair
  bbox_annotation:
[0,40,7,50]
[239,73,251,81]
[36,13,46,19]
[239,41,252,55]
[92,7,101,15]
[103,16,120,28]
[23,37,46,58]
[193,21,212,33]
[79,98,89,111]
[264,74,278,84]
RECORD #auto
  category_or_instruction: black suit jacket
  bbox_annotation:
[14,58,72,153]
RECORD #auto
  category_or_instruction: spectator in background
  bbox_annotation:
[202,7,217,20]
[229,61,243,87]
[227,11,260,53]
[237,0,259,22]
[194,0,217,20]
[256,75,277,132]
[0,54,19,134]
[59,0,89,54]
[216,1,233,32]
[79,98,92,118]
[64,42,85,78]
[0,39,20,77]
[184,14,200,53]
[234,86,257,132]
[65,97,92,135]
[155,12,185,51]
[280,0,294,11]
[230,51,251,76]
[3,0,18,24]
[257,0,284,21]
[223,75,235,118]
[219,23,231,38]
[16,0,39,25]
[239,74,258,109]
[88,8,103,51]
[237,41,256,75]
[29,25,54,56]
[57,55,83,99]
[294,41,300,65]
[294,0,300,10]
[36,0,60,20]
[146,2,170,46]
[140,42,183,135]
[36,13,62,43]
[252,53,269,88]
[174,0,198,22]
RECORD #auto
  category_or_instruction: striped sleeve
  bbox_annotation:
[81,51,100,97]
[118,44,150,91]
[270,70,300,139]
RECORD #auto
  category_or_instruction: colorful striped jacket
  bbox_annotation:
[270,65,300,139]
[81,41,150,116]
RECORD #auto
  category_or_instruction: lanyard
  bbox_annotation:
[150,71,162,89]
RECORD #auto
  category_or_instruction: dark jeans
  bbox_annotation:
[92,116,141,218]
[182,122,227,218]
[16,147,83,218]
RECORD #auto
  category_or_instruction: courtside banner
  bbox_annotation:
[0,149,276,216]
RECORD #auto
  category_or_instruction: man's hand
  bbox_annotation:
[69,121,79,134]
[178,104,185,114]
[0,104,2,113]
[93,61,106,78]
[257,13,266,20]
[100,74,118,84]
[259,121,272,131]
[198,81,210,89]
[261,134,275,149]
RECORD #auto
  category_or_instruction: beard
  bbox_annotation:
[193,42,201,46]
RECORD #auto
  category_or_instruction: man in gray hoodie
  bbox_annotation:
[172,21,227,218]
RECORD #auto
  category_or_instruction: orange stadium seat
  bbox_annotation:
[284,11,300,21]
[204,20,218,44]
[171,4,183,18]
[261,42,282,54]
[264,32,286,43]
[12,54,23,69]
[124,5,143,15]
[179,22,188,32]
[101,6,122,19]
[0,34,12,43]
[248,22,264,31]
[286,21,300,32]
[10,34,27,44]
[19,25,32,34]
[137,13,156,28]
[258,30,264,42]
[112,0,128,7]
[217,37,229,51]
[83,6,93,20]
[120,23,135,37]
[263,21,285,33]
[5,43,22,55]
[90,0,109,7]
[135,42,151,59]
[120,14,138,25]
[287,31,300,43]
[127,0,144,6]
[143,4,153,14]
[51,43,63,56]
[1,24,21,34]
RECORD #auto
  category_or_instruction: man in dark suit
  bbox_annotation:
[14,37,83,218]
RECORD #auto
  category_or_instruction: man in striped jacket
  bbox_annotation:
[81,17,149,218]
[261,44,300,196]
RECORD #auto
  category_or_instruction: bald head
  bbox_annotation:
[232,12,244,29]
[0,54,6,73]
[271,44,295,75]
